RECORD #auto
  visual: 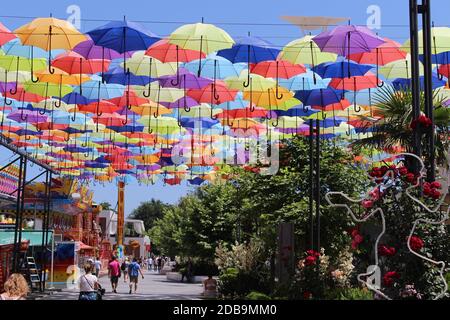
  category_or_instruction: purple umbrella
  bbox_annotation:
[158,69,213,89]
[8,110,48,123]
[313,25,385,56]
[160,96,200,111]
[0,82,17,93]
[73,39,135,60]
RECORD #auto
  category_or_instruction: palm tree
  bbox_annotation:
[351,85,450,167]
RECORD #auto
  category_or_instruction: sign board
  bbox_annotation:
[276,222,295,283]
[117,181,125,246]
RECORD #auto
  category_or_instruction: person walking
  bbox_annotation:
[93,257,102,277]
[157,256,162,273]
[128,257,144,294]
[79,263,100,300]
[108,256,121,293]
[0,273,29,300]
[147,256,153,271]
[153,255,158,271]
[121,257,129,283]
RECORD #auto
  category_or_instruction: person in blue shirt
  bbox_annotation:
[128,257,144,294]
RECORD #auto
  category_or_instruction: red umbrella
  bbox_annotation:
[328,73,380,91]
[92,112,126,126]
[438,64,450,78]
[187,82,238,105]
[78,100,120,114]
[52,52,110,74]
[216,107,268,119]
[0,22,16,46]
[347,39,407,65]
[108,90,149,107]
[250,60,306,78]
[9,87,46,103]
[145,39,205,63]
[317,99,351,111]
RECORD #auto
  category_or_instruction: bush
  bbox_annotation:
[336,287,374,300]
[218,268,271,299]
[246,291,272,300]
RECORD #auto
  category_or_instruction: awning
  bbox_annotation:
[0,230,53,246]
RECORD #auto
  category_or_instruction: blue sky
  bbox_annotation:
[1,0,448,215]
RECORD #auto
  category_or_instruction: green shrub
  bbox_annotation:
[246,291,272,300]
[336,288,374,300]
[218,268,271,299]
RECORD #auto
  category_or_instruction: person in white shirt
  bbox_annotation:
[79,263,99,300]
[94,257,102,277]
[147,257,153,271]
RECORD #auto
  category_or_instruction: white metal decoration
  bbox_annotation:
[325,153,449,300]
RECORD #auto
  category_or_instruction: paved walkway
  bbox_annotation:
[39,269,204,300]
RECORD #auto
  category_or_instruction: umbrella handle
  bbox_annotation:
[197,36,203,77]
[30,46,40,83]
[275,61,283,100]
[153,85,161,118]
[122,109,128,125]
[271,117,279,127]
[310,41,317,85]
[210,106,218,120]
[243,45,251,88]
[170,46,180,86]
[143,58,153,97]
[9,57,20,95]
[48,26,55,74]
[3,71,12,105]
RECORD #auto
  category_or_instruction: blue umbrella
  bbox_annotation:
[216,36,280,63]
[294,88,344,107]
[107,123,144,133]
[103,67,154,86]
[61,92,93,105]
[87,19,160,71]
[274,105,319,117]
[313,60,373,79]
[392,74,447,90]
[184,55,245,79]
[74,80,125,100]
[278,70,330,91]
[87,20,160,53]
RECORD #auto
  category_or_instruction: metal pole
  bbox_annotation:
[315,119,321,252]
[409,0,422,166]
[16,158,27,270]
[39,170,49,292]
[308,119,314,250]
[12,156,24,272]
[420,0,435,181]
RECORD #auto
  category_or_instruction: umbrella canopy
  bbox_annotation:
[168,23,234,54]
[216,35,280,63]
[145,39,205,63]
[86,20,160,53]
[313,25,385,56]
[14,17,87,50]
[280,35,337,66]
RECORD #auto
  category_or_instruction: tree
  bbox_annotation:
[99,201,113,211]
[352,85,450,167]
[129,199,171,231]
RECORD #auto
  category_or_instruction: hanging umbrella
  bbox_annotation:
[295,88,344,108]
[313,25,385,56]
[158,68,212,89]
[0,55,47,72]
[73,38,133,60]
[0,23,17,46]
[403,27,450,55]
[379,55,424,79]
[51,51,110,74]
[187,82,238,105]
[124,51,178,77]
[348,38,407,65]
[74,80,124,99]
[145,39,205,63]
[103,66,153,86]
[278,70,330,91]
[280,35,337,66]
[217,35,280,63]
[313,60,373,78]
[184,55,245,79]
[14,17,87,74]
[224,70,276,91]
[23,80,73,97]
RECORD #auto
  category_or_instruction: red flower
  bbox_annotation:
[304,255,317,266]
[306,250,320,257]
[409,236,424,252]
[383,271,400,287]
[405,173,415,183]
[431,181,441,189]
[350,228,359,238]
[351,234,364,249]
[303,291,312,299]
[399,167,408,176]
[378,245,396,256]
[362,200,374,209]
[431,189,441,199]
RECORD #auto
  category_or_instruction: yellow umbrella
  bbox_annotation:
[0,55,47,72]
[224,70,276,91]
[403,27,450,55]
[280,35,337,65]
[379,55,424,79]
[168,23,234,54]
[14,17,86,51]
[130,102,172,116]
[124,51,178,77]
[134,82,184,103]
[35,67,91,85]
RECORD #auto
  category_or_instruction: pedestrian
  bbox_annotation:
[128,257,144,294]
[108,255,121,293]
[157,256,162,273]
[202,275,218,298]
[186,258,193,282]
[153,256,158,271]
[147,256,153,271]
[79,263,99,300]
[121,257,129,283]
[93,256,102,277]
[0,273,29,300]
